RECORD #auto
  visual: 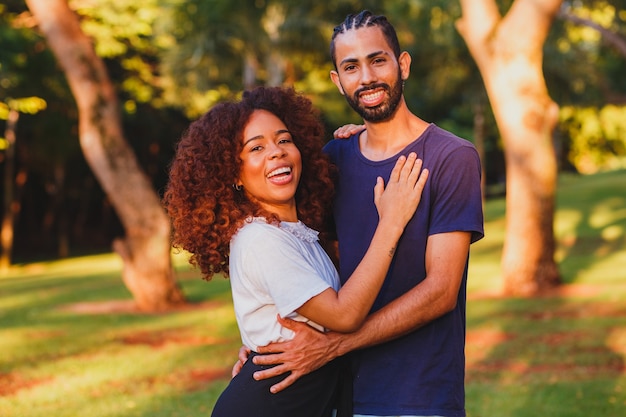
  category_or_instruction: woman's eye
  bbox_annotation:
[279,137,292,144]
[250,145,262,152]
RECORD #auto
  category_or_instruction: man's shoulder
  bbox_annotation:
[323,134,358,162]
[425,124,475,149]
[421,125,479,161]
[324,133,359,151]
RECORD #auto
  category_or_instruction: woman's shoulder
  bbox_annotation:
[234,217,276,239]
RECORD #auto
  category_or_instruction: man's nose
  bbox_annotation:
[360,65,377,84]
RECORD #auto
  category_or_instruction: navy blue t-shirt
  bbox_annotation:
[323,124,484,417]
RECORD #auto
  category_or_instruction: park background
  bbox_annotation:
[1,0,625,416]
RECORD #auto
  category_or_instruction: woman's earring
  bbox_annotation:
[233,183,242,191]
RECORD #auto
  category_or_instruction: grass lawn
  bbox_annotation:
[1,169,625,417]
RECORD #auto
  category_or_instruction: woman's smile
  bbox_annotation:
[237,110,302,221]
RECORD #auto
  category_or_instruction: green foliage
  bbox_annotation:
[1,170,625,416]
[70,0,171,106]
[548,0,626,107]
[0,1,79,171]
[559,105,626,173]
[1,0,624,260]
[0,97,47,118]
[0,0,190,262]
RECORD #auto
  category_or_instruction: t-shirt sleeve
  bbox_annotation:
[429,145,484,243]
[237,226,333,317]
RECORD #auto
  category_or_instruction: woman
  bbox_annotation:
[163,86,428,417]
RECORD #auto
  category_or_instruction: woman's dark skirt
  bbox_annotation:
[211,352,352,417]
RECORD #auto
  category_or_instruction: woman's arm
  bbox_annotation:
[253,231,471,393]
[295,153,428,332]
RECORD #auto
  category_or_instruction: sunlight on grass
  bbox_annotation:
[555,208,583,238]
[601,225,624,241]
[589,198,626,229]
[467,211,505,293]
[0,291,47,310]
[572,250,626,285]
[2,253,123,280]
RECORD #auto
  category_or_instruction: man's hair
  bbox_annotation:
[330,10,401,69]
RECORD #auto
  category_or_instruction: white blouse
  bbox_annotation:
[228,217,341,351]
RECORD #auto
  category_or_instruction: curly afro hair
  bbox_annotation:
[163,86,335,280]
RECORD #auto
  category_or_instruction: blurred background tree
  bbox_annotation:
[24,0,186,311]
[0,0,624,300]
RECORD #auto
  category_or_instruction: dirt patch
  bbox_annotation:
[119,330,229,348]
[0,373,53,397]
[184,368,232,391]
[467,361,625,378]
[468,283,605,300]
[536,283,603,298]
[59,299,225,315]
[86,367,232,398]
[466,328,514,366]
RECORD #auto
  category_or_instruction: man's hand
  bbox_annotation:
[231,345,251,378]
[333,124,364,139]
[253,315,341,393]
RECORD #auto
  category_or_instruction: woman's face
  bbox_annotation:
[236,110,302,221]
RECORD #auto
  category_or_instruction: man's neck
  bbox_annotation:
[359,104,430,161]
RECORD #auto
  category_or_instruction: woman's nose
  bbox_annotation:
[268,143,286,159]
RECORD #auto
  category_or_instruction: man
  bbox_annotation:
[244,10,484,417]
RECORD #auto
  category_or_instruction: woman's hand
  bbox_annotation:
[374,152,429,228]
[231,345,251,378]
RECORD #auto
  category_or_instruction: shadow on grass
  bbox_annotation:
[466,289,626,416]
[0,258,242,417]
[555,170,626,285]
[465,169,626,416]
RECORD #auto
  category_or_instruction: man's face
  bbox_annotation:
[330,26,405,123]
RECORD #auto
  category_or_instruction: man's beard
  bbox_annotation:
[344,71,403,123]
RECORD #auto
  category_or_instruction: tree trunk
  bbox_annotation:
[457,0,562,295]
[0,109,19,272]
[472,99,487,201]
[25,0,185,311]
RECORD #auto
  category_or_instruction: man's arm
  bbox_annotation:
[253,231,472,393]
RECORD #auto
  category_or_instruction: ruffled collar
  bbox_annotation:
[247,217,319,243]
[280,220,319,243]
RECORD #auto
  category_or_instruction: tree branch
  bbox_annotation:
[558,8,626,58]
[457,0,501,45]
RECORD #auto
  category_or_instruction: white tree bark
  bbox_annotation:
[26,0,185,310]
[457,0,562,295]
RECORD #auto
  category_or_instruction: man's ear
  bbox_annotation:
[330,70,345,96]
[399,51,411,81]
